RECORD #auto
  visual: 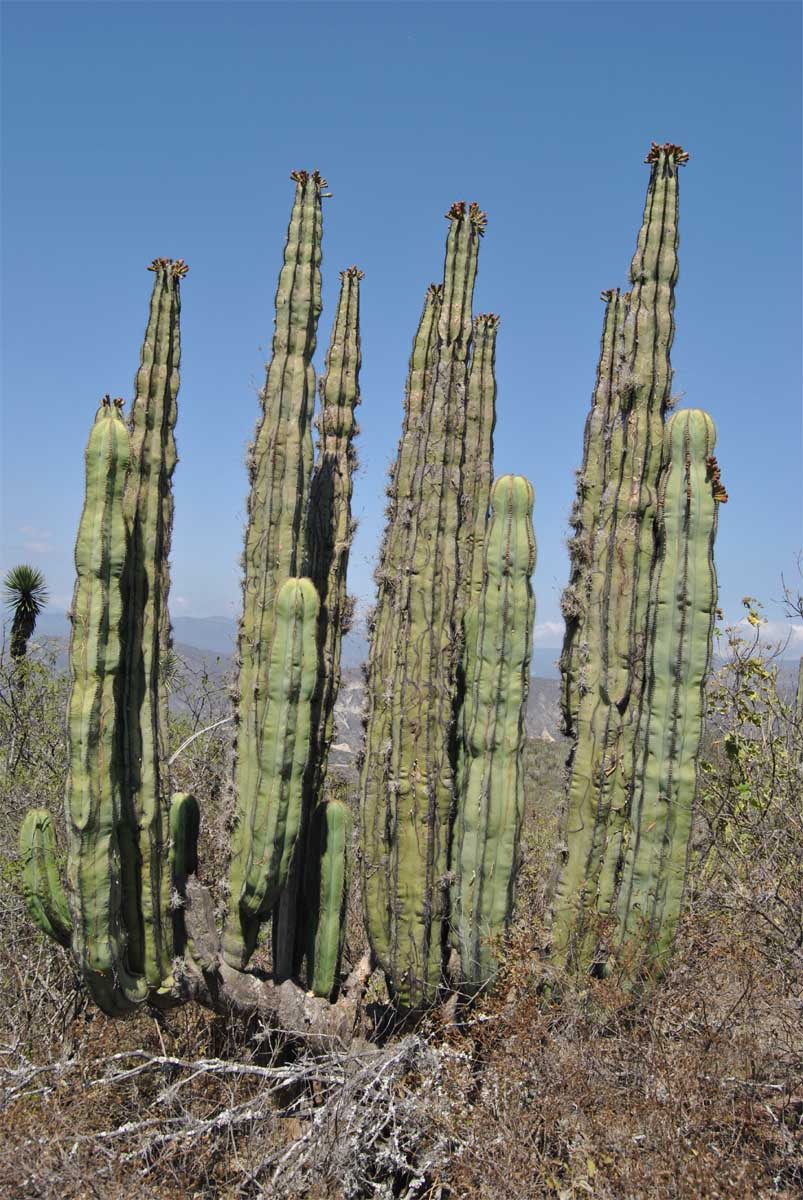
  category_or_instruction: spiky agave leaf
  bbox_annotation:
[3,564,49,659]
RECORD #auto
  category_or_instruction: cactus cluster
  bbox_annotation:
[552,144,724,978]
[19,145,723,1024]
[359,202,536,1008]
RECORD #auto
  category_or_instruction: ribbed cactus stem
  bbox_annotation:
[304,797,352,998]
[223,577,320,968]
[273,265,363,982]
[461,314,499,610]
[229,171,325,968]
[559,289,627,736]
[552,145,687,968]
[66,400,147,1014]
[19,810,72,948]
[169,791,199,958]
[613,409,720,972]
[307,265,363,791]
[122,257,184,987]
[452,475,535,990]
[359,281,442,988]
[360,201,485,1008]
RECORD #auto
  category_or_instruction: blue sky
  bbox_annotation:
[2,1,801,652]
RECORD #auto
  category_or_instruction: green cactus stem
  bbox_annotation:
[273,264,363,983]
[223,577,320,968]
[360,201,486,1008]
[122,257,185,988]
[452,475,536,990]
[613,409,720,973]
[169,791,200,957]
[304,797,352,998]
[228,171,325,969]
[552,144,687,969]
[65,399,147,1014]
[559,288,628,737]
[461,314,499,611]
[19,810,72,948]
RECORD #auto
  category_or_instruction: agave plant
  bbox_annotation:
[3,565,48,660]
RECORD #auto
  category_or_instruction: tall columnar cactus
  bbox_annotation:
[460,314,499,610]
[65,398,148,1013]
[360,201,487,1009]
[559,288,628,737]
[223,170,326,968]
[452,474,536,990]
[20,171,542,1027]
[273,266,363,981]
[304,797,353,998]
[20,252,188,1012]
[122,256,185,988]
[552,144,724,977]
[613,409,720,970]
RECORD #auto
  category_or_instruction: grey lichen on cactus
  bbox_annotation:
[452,474,536,991]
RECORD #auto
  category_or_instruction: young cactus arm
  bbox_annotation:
[453,475,536,990]
[614,409,720,971]
[304,798,353,998]
[223,577,320,969]
[169,791,200,883]
[235,171,325,945]
[360,203,485,1009]
[19,810,72,948]
[66,401,148,1015]
[122,257,185,987]
[274,265,363,983]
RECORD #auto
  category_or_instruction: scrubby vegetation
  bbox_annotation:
[1,619,800,1198]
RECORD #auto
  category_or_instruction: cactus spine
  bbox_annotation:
[273,265,363,981]
[614,409,720,970]
[224,171,326,968]
[452,475,535,990]
[304,797,352,998]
